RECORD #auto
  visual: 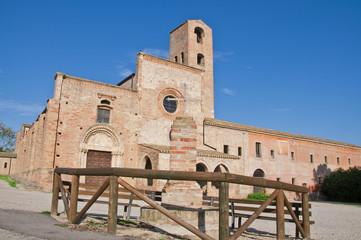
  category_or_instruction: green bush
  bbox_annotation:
[322,167,361,203]
[247,190,270,201]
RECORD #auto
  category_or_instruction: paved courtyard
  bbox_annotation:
[0,179,360,239]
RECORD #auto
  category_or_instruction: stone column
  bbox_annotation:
[161,116,203,208]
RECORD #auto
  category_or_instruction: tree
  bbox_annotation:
[322,167,361,202]
[0,121,16,152]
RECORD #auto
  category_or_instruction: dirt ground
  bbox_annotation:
[0,179,360,239]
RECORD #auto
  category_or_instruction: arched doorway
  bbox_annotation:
[253,169,265,193]
[212,164,229,189]
[80,124,123,185]
[196,163,208,193]
[144,156,153,186]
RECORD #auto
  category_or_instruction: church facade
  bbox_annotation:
[12,20,361,198]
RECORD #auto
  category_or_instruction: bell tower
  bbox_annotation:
[169,20,214,118]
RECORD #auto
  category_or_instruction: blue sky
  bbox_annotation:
[0,0,360,145]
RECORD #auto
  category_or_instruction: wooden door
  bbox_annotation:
[85,150,112,186]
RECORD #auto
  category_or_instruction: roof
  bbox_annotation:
[139,144,239,159]
[0,152,17,158]
[205,118,361,149]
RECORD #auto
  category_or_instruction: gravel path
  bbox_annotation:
[0,179,360,239]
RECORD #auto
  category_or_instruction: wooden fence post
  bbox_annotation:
[276,189,285,239]
[69,175,79,223]
[51,172,60,217]
[219,181,229,240]
[302,192,311,238]
[108,175,119,235]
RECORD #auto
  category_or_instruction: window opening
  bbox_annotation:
[291,151,295,161]
[270,150,275,159]
[310,154,314,163]
[348,158,351,165]
[337,157,340,165]
[4,162,7,168]
[181,52,184,63]
[238,147,242,156]
[325,156,328,164]
[100,100,110,105]
[163,96,177,113]
[292,178,296,185]
[223,145,229,154]
[97,108,110,124]
[256,142,262,158]
[197,53,205,66]
[145,157,153,186]
[174,56,178,63]
[194,27,204,44]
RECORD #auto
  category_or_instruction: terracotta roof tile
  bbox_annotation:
[205,118,361,149]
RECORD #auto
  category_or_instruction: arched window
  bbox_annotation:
[101,100,110,105]
[197,53,205,66]
[4,162,7,168]
[145,156,153,186]
[194,27,204,44]
[253,169,265,193]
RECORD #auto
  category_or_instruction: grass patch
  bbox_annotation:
[41,211,51,215]
[117,219,138,226]
[0,175,19,188]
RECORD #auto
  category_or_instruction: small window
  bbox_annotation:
[223,145,229,154]
[238,147,242,156]
[270,150,275,159]
[4,162,7,168]
[100,100,110,105]
[181,52,184,64]
[310,154,314,163]
[97,108,110,124]
[174,56,178,63]
[292,178,296,185]
[197,53,205,66]
[348,158,351,166]
[256,142,262,158]
[325,156,328,164]
[291,151,295,161]
[163,96,177,113]
[194,27,204,44]
[337,157,340,165]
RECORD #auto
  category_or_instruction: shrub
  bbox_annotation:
[322,167,361,202]
[247,190,270,201]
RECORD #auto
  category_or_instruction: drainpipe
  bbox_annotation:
[203,120,217,151]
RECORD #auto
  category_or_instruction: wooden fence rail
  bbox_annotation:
[51,167,311,240]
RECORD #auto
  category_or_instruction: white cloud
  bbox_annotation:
[213,51,235,61]
[0,99,45,116]
[143,48,169,59]
[271,108,291,112]
[116,63,133,78]
[222,88,235,96]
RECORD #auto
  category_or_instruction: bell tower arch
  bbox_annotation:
[169,20,214,118]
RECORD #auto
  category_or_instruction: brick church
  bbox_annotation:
[12,20,361,198]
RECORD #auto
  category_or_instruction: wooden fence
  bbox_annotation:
[51,167,311,240]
